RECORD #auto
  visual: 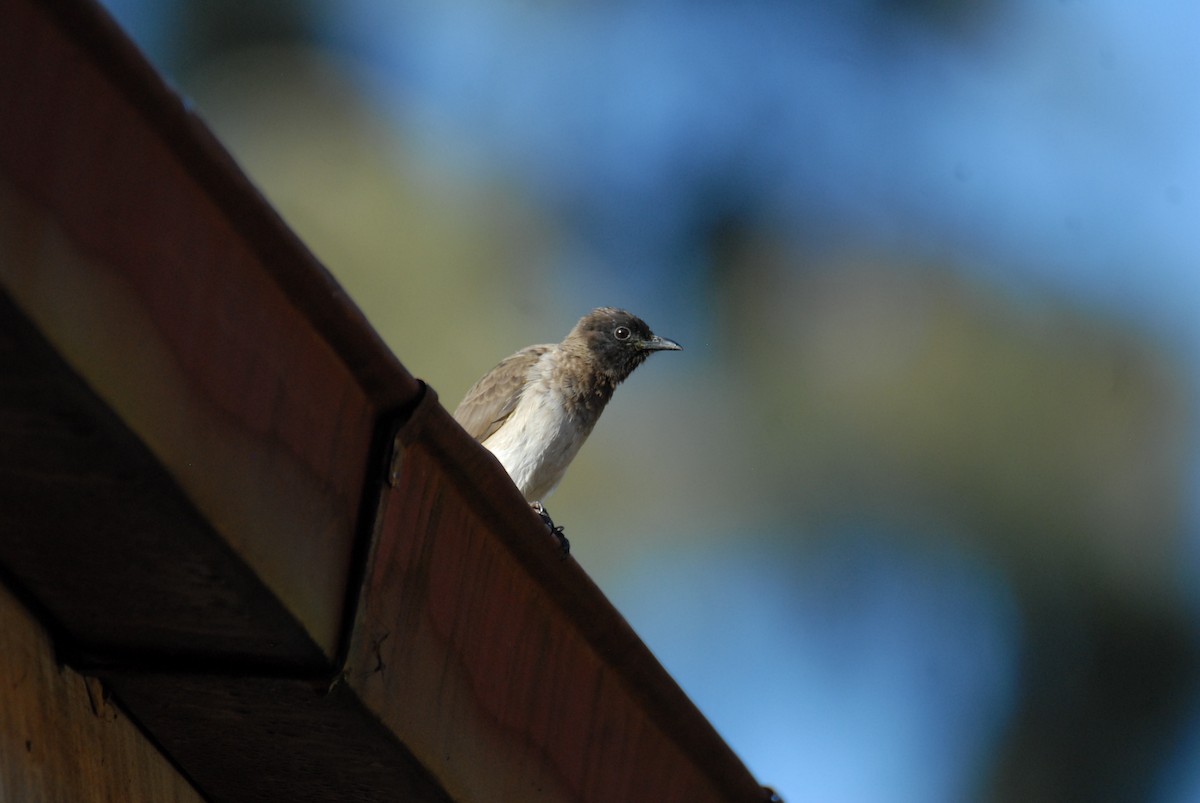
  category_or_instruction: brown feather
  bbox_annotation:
[452,344,552,442]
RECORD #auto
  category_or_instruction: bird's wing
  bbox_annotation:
[453,344,552,443]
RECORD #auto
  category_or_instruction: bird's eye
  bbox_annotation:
[614,325,632,341]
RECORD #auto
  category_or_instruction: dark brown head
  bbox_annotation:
[563,307,682,382]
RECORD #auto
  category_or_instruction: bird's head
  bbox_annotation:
[566,307,682,382]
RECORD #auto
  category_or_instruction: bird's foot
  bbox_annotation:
[531,501,570,556]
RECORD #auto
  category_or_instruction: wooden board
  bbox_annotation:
[0,0,775,800]
[346,390,772,802]
[98,671,451,803]
[0,582,205,803]
[0,0,420,658]
[0,288,326,666]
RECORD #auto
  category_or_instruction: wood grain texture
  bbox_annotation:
[97,672,452,803]
[0,0,420,656]
[0,1,775,800]
[348,390,772,803]
[0,286,447,798]
[0,583,205,803]
[0,288,326,666]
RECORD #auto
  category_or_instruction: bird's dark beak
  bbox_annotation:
[642,334,683,352]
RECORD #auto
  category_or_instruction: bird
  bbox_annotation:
[454,307,681,548]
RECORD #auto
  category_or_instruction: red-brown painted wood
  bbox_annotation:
[347,389,770,802]
[0,0,775,800]
[0,0,419,656]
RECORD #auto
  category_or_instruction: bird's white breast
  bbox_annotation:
[481,354,590,502]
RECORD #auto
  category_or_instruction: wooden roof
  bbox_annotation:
[0,0,775,800]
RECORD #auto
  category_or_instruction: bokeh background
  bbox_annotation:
[96,1,1200,800]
